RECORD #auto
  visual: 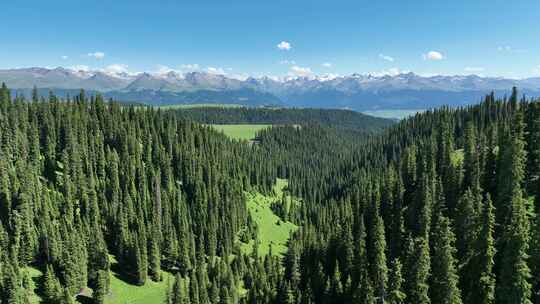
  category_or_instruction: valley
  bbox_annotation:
[1,84,540,304]
[3,1,540,303]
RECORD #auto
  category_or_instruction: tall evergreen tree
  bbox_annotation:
[430,215,462,304]
[406,237,431,304]
[496,99,533,304]
[468,194,496,304]
[387,259,406,304]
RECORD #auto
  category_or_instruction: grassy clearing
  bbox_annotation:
[25,258,174,304]
[210,124,272,140]
[105,256,174,304]
[241,179,298,256]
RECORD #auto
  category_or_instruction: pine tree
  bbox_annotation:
[330,263,344,302]
[370,214,388,304]
[0,260,23,304]
[352,271,375,304]
[165,275,173,304]
[172,273,184,304]
[278,281,295,304]
[92,270,107,304]
[454,189,480,298]
[469,194,496,304]
[497,100,533,304]
[354,215,368,286]
[407,237,431,304]
[43,264,62,304]
[463,121,481,190]
[189,271,200,304]
[149,236,162,282]
[430,215,462,304]
[387,259,406,304]
[62,288,75,304]
[284,241,300,289]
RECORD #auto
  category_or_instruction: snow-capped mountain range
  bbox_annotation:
[2,67,540,110]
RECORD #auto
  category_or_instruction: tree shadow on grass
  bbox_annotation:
[110,260,141,286]
[76,295,94,304]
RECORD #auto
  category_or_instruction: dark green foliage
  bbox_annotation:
[469,194,496,304]
[406,237,431,304]
[172,107,394,132]
[496,98,533,304]
[387,259,406,304]
[430,215,462,304]
[2,84,540,304]
[43,264,63,303]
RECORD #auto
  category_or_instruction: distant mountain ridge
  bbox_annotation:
[2,67,540,110]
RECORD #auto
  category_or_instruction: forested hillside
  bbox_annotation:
[171,107,394,131]
[1,83,540,304]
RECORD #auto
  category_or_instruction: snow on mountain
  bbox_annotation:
[1,67,540,110]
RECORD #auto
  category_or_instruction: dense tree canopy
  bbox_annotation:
[1,84,540,304]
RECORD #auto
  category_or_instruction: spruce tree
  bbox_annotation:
[92,270,107,304]
[407,237,431,304]
[43,264,62,304]
[497,102,533,304]
[387,259,406,304]
[430,215,462,304]
[469,194,496,304]
[172,273,184,304]
[370,214,388,304]
[62,288,75,304]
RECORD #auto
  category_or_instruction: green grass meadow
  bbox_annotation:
[210,124,272,140]
[106,262,174,304]
[241,178,298,256]
[26,260,175,304]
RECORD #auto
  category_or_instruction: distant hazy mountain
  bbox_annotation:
[2,67,540,110]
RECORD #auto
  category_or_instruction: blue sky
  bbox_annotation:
[2,0,539,78]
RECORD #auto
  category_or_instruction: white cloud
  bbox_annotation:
[279,60,296,65]
[378,54,394,62]
[61,55,68,60]
[289,65,313,77]
[464,67,485,72]
[103,64,129,74]
[497,45,527,54]
[322,62,332,68]
[87,52,105,59]
[423,51,444,61]
[69,65,90,72]
[180,63,200,70]
[277,41,291,51]
[207,67,226,75]
[533,66,540,75]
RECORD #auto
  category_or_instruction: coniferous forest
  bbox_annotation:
[1,83,540,304]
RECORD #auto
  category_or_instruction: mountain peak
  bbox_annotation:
[1,67,540,109]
